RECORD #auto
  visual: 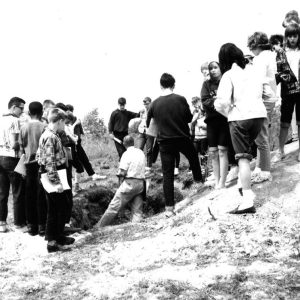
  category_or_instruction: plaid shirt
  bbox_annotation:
[36,128,66,184]
[275,48,300,95]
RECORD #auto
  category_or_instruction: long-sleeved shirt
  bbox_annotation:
[36,128,66,184]
[146,93,192,140]
[108,109,138,133]
[20,120,46,164]
[214,63,268,122]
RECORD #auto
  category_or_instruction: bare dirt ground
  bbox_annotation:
[1,142,300,300]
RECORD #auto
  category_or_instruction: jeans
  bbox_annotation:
[25,162,47,226]
[255,102,274,172]
[99,178,144,227]
[159,138,202,207]
[136,133,155,167]
[0,156,26,225]
[45,190,68,242]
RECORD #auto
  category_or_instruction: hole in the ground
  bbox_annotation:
[71,181,184,230]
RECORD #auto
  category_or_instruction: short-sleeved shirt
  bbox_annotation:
[0,114,21,157]
[119,146,145,179]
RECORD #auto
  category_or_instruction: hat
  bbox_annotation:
[118,97,126,105]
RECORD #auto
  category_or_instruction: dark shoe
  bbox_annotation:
[27,224,38,236]
[229,205,256,214]
[38,225,46,237]
[47,241,60,253]
[57,236,75,246]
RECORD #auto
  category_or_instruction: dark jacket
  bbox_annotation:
[108,109,138,133]
[146,93,192,140]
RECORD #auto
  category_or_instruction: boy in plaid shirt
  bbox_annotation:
[36,108,75,252]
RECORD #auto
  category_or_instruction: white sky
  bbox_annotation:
[0,0,299,124]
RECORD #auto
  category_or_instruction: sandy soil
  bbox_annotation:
[1,142,300,300]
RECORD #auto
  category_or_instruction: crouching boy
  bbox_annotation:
[36,108,75,252]
[98,135,146,227]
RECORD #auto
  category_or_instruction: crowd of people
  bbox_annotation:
[0,10,300,253]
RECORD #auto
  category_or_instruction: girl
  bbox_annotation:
[201,61,230,189]
[273,24,300,162]
[215,43,270,214]
[247,32,277,183]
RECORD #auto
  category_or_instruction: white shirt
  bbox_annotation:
[0,114,21,157]
[215,63,268,122]
[119,146,146,179]
[286,48,300,81]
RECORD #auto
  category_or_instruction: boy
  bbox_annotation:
[98,135,145,227]
[20,101,47,235]
[0,97,26,233]
[36,108,75,252]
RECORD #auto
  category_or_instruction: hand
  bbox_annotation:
[109,133,114,140]
[56,184,64,193]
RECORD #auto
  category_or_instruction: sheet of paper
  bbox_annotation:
[40,169,71,193]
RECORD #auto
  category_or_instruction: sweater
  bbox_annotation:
[146,93,192,140]
[214,63,268,122]
[108,109,139,133]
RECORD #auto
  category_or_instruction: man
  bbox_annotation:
[98,135,145,227]
[136,97,155,172]
[0,97,27,232]
[146,73,203,217]
[108,97,139,159]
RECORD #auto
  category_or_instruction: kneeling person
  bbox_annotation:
[98,135,146,227]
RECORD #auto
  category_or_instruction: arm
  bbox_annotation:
[201,81,216,111]
[146,103,153,128]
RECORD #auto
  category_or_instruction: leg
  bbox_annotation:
[145,135,155,168]
[210,148,220,187]
[0,163,10,223]
[218,147,228,188]
[152,139,160,164]
[159,141,176,209]
[65,165,73,224]
[76,144,95,176]
[131,194,143,222]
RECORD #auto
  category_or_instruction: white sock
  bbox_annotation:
[239,189,255,209]
[253,167,261,174]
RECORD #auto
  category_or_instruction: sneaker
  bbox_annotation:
[271,151,286,163]
[174,168,179,176]
[92,174,107,181]
[0,221,7,233]
[226,166,239,183]
[57,236,75,246]
[47,240,60,253]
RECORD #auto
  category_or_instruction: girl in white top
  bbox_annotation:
[215,43,270,214]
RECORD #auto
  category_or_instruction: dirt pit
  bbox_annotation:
[71,183,184,230]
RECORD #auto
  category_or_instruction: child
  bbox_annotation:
[215,43,270,214]
[272,24,300,162]
[193,104,208,158]
[36,108,75,252]
[201,61,230,189]
[247,32,277,183]
[42,100,55,124]
[20,102,47,236]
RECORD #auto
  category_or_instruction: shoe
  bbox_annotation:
[238,188,243,196]
[38,225,46,237]
[251,173,272,184]
[92,174,107,181]
[47,240,60,253]
[57,236,75,246]
[271,151,286,163]
[228,205,256,214]
[165,206,176,218]
[226,166,239,183]
[27,224,38,236]
[174,168,179,176]
[0,221,7,233]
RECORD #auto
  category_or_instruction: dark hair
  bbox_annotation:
[66,104,74,112]
[65,111,75,123]
[118,97,126,105]
[160,73,175,89]
[269,34,284,47]
[48,108,66,123]
[218,43,246,74]
[143,97,152,103]
[123,135,134,148]
[208,61,220,70]
[247,32,270,51]
[28,101,43,116]
[43,99,55,107]
[55,102,68,112]
[8,97,25,109]
[285,23,300,49]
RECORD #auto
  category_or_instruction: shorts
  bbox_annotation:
[207,118,230,150]
[229,118,264,161]
[280,92,300,127]
[194,138,208,155]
